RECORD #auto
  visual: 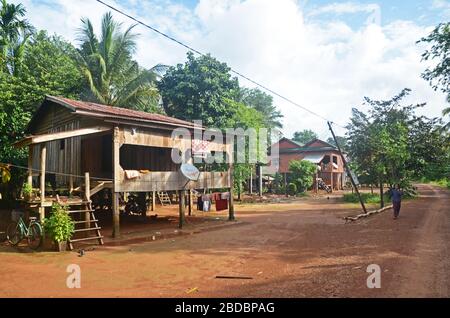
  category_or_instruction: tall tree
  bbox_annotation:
[346,89,432,207]
[0,30,84,203]
[418,23,450,130]
[292,129,318,145]
[75,12,161,111]
[158,51,240,128]
[326,136,348,152]
[239,87,283,129]
[0,0,33,75]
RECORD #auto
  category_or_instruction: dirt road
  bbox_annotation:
[0,184,448,297]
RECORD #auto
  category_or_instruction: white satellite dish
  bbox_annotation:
[180,163,200,181]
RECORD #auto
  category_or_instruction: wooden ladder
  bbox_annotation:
[67,201,104,250]
[157,191,172,206]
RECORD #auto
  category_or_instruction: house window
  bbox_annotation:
[333,156,338,165]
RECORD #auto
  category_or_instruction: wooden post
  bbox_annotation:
[228,165,235,221]
[69,176,74,196]
[258,164,263,197]
[188,190,193,216]
[27,146,33,188]
[330,172,334,193]
[314,172,318,193]
[39,144,46,220]
[284,172,288,197]
[84,172,91,232]
[112,192,120,237]
[151,191,156,211]
[178,190,186,228]
[249,169,253,194]
[112,127,121,238]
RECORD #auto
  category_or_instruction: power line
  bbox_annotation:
[94,0,346,129]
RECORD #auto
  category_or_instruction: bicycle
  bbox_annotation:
[6,216,43,250]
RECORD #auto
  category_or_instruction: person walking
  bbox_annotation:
[391,184,403,219]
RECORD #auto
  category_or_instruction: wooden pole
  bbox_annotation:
[249,169,253,194]
[39,144,46,220]
[258,164,263,197]
[69,176,74,196]
[27,146,33,188]
[151,191,156,211]
[178,190,185,228]
[284,172,288,197]
[112,192,120,237]
[228,164,235,221]
[84,172,91,233]
[330,171,334,193]
[188,190,192,216]
[314,172,318,193]
[328,121,367,214]
[112,127,121,238]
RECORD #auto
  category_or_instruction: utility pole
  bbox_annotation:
[328,122,367,214]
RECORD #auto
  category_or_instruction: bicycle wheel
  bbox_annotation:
[27,223,43,250]
[6,221,22,246]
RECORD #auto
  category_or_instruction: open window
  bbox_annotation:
[120,145,181,171]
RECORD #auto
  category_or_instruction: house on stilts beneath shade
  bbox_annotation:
[13,95,235,249]
[269,137,346,192]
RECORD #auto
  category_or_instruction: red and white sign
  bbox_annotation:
[192,139,210,158]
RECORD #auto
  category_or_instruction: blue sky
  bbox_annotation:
[11,0,450,138]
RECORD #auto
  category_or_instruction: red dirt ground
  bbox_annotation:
[0,184,448,298]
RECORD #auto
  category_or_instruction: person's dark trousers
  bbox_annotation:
[393,201,401,217]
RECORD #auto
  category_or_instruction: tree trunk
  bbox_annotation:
[379,181,384,208]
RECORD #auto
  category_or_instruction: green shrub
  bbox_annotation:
[22,182,32,198]
[43,203,74,242]
[288,160,316,193]
[287,183,297,195]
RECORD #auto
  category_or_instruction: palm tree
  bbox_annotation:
[76,12,164,110]
[0,0,33,75]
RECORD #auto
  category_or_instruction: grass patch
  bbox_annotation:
[343,193,389,204]
[430,178,450,189]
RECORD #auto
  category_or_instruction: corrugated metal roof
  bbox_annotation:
[302,153,325,164]
[46,95,196,128]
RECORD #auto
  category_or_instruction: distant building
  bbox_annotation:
[269,138,346,191]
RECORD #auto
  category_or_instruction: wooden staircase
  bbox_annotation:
[67,201,104,250]
[157,191,172,206]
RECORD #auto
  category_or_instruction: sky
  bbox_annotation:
[10,0,450,139]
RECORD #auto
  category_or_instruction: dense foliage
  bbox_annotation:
[346,88,450,206]
[292,129,318,145]
[418,22,450,130]
[43,203,74,242]
[288,160,317,193]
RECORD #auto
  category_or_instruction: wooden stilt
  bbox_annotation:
[178,190,185,228]
[84,172,91,234]
[151,191,156,211]
[39,144,46,220]
[27,146,33,188]
[330,173,334,193]
[188,190,192,216]
[228,164,235,221]
[258,164,263,197]
[284,172,288,197]
[112,192,120,238]
[69,176,74,196]
[112,126,121,238]
[249,169,253,194]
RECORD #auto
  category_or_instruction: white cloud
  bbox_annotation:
[10,0,448,138]
[432,0,450,19]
